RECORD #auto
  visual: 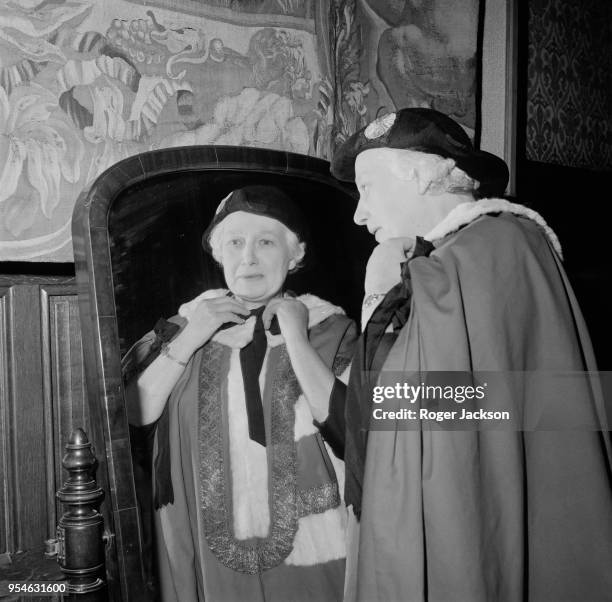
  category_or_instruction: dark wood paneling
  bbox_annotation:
[0,276,86,557]
[8,283,46,551]
[41,289,88,537]
[0,287,12,554]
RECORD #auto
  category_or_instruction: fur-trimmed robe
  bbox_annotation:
[129,292,357,602]
[346,200,612,602]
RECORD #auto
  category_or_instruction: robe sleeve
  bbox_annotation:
[316,378,348,459]
[121,316,187,385]
[309,315,358,459]
[121,315,188,508]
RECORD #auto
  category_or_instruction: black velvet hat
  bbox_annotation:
[202,185,307,253]
[331,108,509,197]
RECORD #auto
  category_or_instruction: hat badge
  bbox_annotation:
[364,112,396,140]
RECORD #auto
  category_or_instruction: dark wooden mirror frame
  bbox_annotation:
[72,146,371,601]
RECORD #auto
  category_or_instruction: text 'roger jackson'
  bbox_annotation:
[372,408,511,421]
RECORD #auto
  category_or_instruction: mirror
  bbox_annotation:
[73,146,373,600]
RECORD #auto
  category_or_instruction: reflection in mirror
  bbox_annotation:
[108,162,373,600]
[110,171,370,358]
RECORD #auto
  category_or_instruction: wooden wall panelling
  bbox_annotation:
[3,282,47,552]
[0,285,13,555]
[40,283,88,544]
[0,276,86,559]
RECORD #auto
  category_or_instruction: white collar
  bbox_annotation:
[423,198,563,259]
[178,290,345,349]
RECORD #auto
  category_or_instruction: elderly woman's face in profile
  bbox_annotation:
[354,149,442,242]
[218,211,293,305]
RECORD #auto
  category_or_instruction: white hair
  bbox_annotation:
[378,148,479,196]
[208,218,306,273]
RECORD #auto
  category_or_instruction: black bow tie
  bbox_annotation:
[247,305,281,336]
[236,305,281,447]
[217,305,281,335]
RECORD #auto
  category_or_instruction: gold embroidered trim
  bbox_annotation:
[198,343,302,574]
[298,482,341,517]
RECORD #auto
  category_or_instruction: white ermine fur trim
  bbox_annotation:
[327,440,345,503]
[179,291,343,349]
[424,198,563,259]
[213,316,256,348]
[284,506,347,566]
[228,348,270,539]
[297,293,345,328]
[178,288,229,319]
[294,394,318,441]
[338,364,351,386]
[294,350,353,442]
[266,294,345,347]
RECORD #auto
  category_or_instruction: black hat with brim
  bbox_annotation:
[202,185,307,254]
[331,108,509,198]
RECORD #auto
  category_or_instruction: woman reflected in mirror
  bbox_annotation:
[124,185,357,602]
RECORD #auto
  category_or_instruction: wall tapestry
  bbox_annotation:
[0,0,480,261]
[359,0,479,131]
[526,0,612,170]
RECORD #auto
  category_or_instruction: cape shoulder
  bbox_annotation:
[425,198,563,258]
[405,211,593,372]
[434,211,556,271]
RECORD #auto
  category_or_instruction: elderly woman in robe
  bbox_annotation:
[330,108,612,602]
[124,185,356,602]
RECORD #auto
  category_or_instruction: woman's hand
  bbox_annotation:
[264,296,336,422]
[365,237,414,294]
[127,295,248,426]
[179,296,250,353]
[263,297,309,342]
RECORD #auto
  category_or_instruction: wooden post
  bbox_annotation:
[56,428,107,599]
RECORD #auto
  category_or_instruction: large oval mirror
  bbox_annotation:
[73,146,372,600]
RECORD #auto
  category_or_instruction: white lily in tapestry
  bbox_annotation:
[0,84,83,234]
